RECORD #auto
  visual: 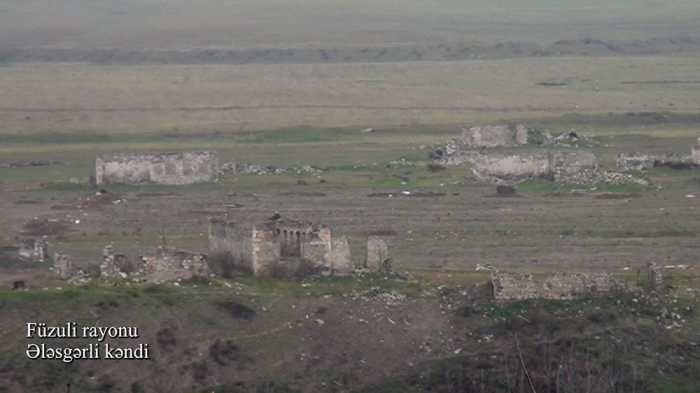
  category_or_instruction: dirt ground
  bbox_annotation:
[1,177,699,275]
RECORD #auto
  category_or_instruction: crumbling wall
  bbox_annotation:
[209,219,255,273]
[648,263,663,293]
[549,151,597,181]
[617,152,657,171]
[471,151,551,179]
[143,250,208,283]
[692,136,700,165]
[461,125,528,148]
[366,236,391,273]
[100,245,130,277]
[332,236,353,276]
[19,238,47,262]
[53,252,72,280]
[301,227,332,274]
[96,151,218,185]
[491,270,626,301]
[251,228,281,276]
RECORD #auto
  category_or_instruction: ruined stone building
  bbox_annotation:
[458,150,597,181]
[209,218,357,278]
[489,269,627,301]
[19,238,48,262]
[95,151,218,185]
[461,124,528,148]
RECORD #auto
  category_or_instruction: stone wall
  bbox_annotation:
[617,152,657,171]
[691,136,700,165]
[491,270,626,301]
[461,125,528,148]
[331,236,353,276]
[53,252,72,280]
[549,151,598,181]
[251,228,281,276]
[648,263,663,293]
[366,236,391,273]
[209,219,255,274]
[96,151,218,185]
[471,151,551,179]
[143,250,209,283]
[19,238,47,262]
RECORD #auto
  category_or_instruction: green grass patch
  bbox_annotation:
[243,126,349,144]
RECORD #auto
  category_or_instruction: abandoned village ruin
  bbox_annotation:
[95,151,219,185]
[209,217,388,278]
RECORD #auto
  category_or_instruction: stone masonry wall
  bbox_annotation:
[209,219,255,274]
[251,228,281,276]
[549,151,598,181]
[143,250,209,283]
[471,151,551,179]
[331,236,353,276]
[96,151,218,185]
[491,271,626,301]
[366,236,391,273]
[461,125,528,148]
[301,227,333,274]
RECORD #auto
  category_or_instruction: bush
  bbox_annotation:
[217,299,255,319]
[427,163,446,172]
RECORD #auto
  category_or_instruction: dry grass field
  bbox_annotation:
[3,56,700,135]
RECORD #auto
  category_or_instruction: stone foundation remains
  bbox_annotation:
[143,249,209,283]
[20,239,48,263]
[490,269,626,301]
[96,151,218,185]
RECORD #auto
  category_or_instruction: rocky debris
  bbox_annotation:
[349,287,406,305]
[219,161,237,173]
[68,269,91,285]
[233,163,322,175]
[558,169,649,186]
[68,176,97,186]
